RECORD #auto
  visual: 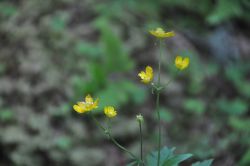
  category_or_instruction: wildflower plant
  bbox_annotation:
[72,27,213,166]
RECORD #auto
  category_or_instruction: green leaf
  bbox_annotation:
[146,147,193,166]
[237,82,250,98]
[183,98,206,115]
[50,13,69,31]
[71,76,95,97]
[0,109,14,122]
[163,0,213,16]
[207,0,242,25]
[224,63,250,98]
[192,159,213,166]
[74,41,101,59]
[153,107,173,123]
[0,63,6,75]
[95,18,134,72]
[229,117,250,132]
[96,83,128,110]
[88,62,107,87]
[126,160,139,166]
[50,103,71,117]
[55,136,72,150]
[225,65,244,85]
[163,153,193,166]
[96,80,147,111]
[217,98,248,115]
[0,3,17,16]
[240,150,250,166]
[184,52,205,94]
[146,147,175,166]
[119,80,147,105]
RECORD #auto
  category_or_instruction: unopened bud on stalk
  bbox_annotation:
[136,114,144,123]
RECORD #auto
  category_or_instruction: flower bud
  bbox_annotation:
[136,114,144,123]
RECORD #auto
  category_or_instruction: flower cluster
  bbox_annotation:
[73,94,117,118]
[72,27,191,166]
[138,27,190,84]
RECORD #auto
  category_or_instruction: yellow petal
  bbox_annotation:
[146,66,153,75]
[104,107,108,114]
[156,27,164,33]
[85,94,93,103]
[183,57,189,66]
[163,31,175,37]
[149,28,175,38]
[138,71,146,79]
[104,106,117,118]
[73,105,85,113]
[77,102,85,107]
[175,56,182,64]
[92,98,99,109]
[149,31,158,37]
[181,57,189,70]
[138,66,154,84]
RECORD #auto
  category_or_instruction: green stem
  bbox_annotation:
[90,114,138,161]
[156,91,161,166]
[91,113,106,132]
[139,121,144,166]
[107,132,138,160]
[158,39,162,84]
[156,39,163,166]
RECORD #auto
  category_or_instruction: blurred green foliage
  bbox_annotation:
[0,0,249,165]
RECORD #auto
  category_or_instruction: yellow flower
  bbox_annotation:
[138,66,154,84]
[104,106,117,118]
[149,27,175,38]
[175,56,190,70]
[73,94,99,113]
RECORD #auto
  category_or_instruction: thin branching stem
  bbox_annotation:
[107,132,138,160]
[90,114,139,161]
[156,39,163,166]
[139,121,144,166]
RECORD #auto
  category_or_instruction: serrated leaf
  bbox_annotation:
[146,147,175,166]
[163,153,193,166]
